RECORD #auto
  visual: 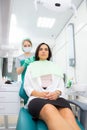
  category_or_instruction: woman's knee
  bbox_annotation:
[59,108,74,118]
[40,104,58,118]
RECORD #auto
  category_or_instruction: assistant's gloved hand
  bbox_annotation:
[23,58,30,68]
[29,56,35,62]
[23,56,35,68]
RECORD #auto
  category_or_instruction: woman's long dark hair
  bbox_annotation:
[35,43,52,61]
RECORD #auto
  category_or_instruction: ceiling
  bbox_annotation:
[0,0,84,57]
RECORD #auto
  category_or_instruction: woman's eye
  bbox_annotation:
[28,45,31,47]
[45,48,48,51]
[24,45,27,47]
[39,48,48,51]
[39,48,43,51]
[24,45,30,47]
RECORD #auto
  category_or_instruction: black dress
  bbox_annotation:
[28,97,72,119]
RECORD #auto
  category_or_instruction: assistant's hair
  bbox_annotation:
[35,43,52,61]
[22,38,32,46]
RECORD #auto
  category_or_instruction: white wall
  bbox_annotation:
[52,31,67,73]
[53,0,87,84]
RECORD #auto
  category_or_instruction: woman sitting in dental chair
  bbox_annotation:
[24,43,80,130]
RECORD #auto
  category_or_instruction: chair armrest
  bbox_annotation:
[68,100,87,130]
[68,100,87,111]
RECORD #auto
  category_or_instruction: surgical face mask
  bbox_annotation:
[23,47,32,52]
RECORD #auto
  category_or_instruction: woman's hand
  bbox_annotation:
[45,91,61,100]
[40,92,49,98]
[31,90,49,98]
[31,90,61,100]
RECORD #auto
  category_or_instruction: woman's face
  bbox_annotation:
[23,41,31,47]
[38,44,49,60]
[23,41,32,53]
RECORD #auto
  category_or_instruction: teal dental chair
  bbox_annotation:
[16,90,86,130]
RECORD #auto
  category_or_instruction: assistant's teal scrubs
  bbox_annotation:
[19,56,35,104]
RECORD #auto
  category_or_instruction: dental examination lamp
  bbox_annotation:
[34,0,77,14]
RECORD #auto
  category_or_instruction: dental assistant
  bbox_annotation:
[15,39,35,104]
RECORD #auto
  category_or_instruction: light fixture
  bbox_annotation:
[34,0,76,14]
[37,17,55,28]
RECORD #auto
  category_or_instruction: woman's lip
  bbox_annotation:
[41,54,46,56]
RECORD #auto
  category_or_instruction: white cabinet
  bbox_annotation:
[0,84,20,115]
[0,83,20,129]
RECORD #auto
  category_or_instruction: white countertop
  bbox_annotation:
[65,87,87,103]
[0,82,21,92]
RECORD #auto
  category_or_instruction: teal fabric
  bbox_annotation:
[37,120,48,130]
[16,108,36,130]
[16,108,84,130]
[19,82,28,104]
[16,108,48,130]
[19,56,35,104]
[76,118,84,130]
